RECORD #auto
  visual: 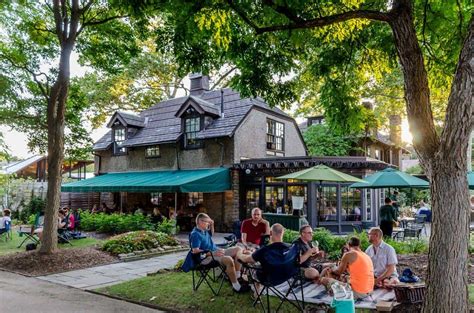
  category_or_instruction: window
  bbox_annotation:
[341,186,362,221]
[184,116,202,148]
[375,149,380,160]
[266,119,285,156]
[265,186,284,213]
[113,127,126,155]
[317,186,337,222]
[187,192,204,207]
[146,145,160,158]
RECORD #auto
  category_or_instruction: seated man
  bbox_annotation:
[293,225,325,283]
[366,227,399,288]
[240,207,270,248]
[320,237,374,300]
[238,223,296,289]
[190,213,249,293]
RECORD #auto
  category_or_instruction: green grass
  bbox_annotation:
[0,229,103,256]
[470,285,474,304]
[98,271,374,313]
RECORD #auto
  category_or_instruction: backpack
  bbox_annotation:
[26,243,37,251]
[399,268,420,283]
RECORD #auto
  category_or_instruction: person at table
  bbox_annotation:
[390,191,400,219]
[293,224,325,283]
[379,197,397,238]
[366,227,399,288]
[190,213,249,293]
[151,207,164,224]
[320,237,374,300]
[240,207,270,249]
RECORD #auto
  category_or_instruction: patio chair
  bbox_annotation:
[402,227,422,240]
[414,214,427,235]
[241,244,305,313]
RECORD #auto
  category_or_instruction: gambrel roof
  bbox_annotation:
[94,88,293,150]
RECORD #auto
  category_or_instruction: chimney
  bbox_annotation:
[389,115,402,146]
[189,73,210,96]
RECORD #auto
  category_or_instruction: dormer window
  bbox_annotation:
[266,119,285,156]
[113,126,127,155]
[184,112,202,148]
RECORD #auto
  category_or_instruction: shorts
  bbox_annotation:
[201,246,240,266]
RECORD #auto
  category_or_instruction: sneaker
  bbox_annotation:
[233,284,251,293]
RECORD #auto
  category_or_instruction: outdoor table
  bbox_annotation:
[262,213,308,231]
[398,217,415,228]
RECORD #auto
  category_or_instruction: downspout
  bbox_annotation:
[175,142,181,170]
[93,153,101,175]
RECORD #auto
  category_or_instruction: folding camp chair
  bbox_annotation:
[181,249,228,296]
[242,244,305,313]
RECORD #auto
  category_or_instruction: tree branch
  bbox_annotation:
[262,0,305,23]
[231,8,391,34]
[210,66,236,90]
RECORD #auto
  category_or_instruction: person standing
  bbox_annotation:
[390,191,400,219]
[379,197,397,238]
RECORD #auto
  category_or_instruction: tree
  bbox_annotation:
[120,0,472,311]
[0,1,141,254]
[303,124,354,156]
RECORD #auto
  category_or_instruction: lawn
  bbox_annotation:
[0,229,103,256]
[98,271,378,313]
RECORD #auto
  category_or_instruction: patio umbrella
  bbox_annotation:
[468,171,474,190]
[349,168,429,189]
[277,164,366,183]
[277,165,366,226]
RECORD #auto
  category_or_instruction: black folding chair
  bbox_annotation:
[242,244,305,313]
[403,227,422,240]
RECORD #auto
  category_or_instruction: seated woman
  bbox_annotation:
[151,207,164,224]
[320,237,374,300]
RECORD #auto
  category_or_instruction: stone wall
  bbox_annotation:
[233,109,306,162]
[96,137,234,173]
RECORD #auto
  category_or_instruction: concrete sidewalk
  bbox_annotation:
[37,232,232,290]
[0,270,161,313]
[37,251,187,290]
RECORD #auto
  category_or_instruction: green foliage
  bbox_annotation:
[79,210,154,234]
[303,124,355,156]
[283,227,426,260]
[102,230,178,255]
[405,165,423,175]
[0,1,142,157]
[20,196,45,223]
[155,218,179,235]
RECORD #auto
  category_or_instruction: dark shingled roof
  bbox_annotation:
[94,88,291,150]
[106,111,146,128]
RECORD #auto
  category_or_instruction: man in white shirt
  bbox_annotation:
[366,227,399,288]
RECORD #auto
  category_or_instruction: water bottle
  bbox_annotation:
[331,282,347,300]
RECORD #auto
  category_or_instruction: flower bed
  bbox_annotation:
[102,231,183,259]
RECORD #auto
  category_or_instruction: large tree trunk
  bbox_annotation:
[39,46,73,254]
[390,1,473,311]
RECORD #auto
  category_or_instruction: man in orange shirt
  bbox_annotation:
[320,237,374,300]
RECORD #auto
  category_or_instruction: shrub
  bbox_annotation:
[79,210,154,234]
[102,230,179,255]
[284,226,427,259]
[20,196,45,223]
[156,218,179,235]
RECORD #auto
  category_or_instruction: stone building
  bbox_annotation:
[62,74,307,230]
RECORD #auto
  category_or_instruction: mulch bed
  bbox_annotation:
[0,247,118,276]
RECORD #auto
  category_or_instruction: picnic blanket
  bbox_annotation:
[270,280,396,309]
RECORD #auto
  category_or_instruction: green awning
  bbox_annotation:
[61,168,230,193]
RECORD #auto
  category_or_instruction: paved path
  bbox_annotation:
[37,251,187,290]
[0,270,161,313]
